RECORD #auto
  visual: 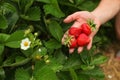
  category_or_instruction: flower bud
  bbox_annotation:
[45,59,50,64]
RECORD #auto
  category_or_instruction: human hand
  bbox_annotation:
[62,11,101,53]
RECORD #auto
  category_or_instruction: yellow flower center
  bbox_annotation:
[24,41,29,46]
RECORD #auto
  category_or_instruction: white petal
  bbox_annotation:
[20,38,31,50]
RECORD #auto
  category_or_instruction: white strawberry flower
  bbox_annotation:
[20,38,31,50]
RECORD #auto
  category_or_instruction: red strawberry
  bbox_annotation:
[81,23,91,35]
[77,33,90,46]
[69,27,82,37]
[69,37,77,48]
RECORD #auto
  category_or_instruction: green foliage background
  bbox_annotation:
[0,0,115,80]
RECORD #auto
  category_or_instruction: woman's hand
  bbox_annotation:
[62,11,101,53]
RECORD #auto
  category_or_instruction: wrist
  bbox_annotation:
[90,11,101,27]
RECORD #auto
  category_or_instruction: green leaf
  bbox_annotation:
[6,30,24,42]
[3,58,31,67]
[62,53,81,71]
[80,47,96,65]
[33,62,58,80]
[80,50,91,65]
[7,12,19,30]
[53,50,66,64]
[90,55,108,65]
[44,4,64,18]
[0,33,10,44]
[40,47,47,56]
[0,45,4,55]
[49,58,63,72]
[43,0,65,18]
[15,56,26,63]
[5,41,20,48]
[0,2,18,31]
[11,0,19,3]
[21,48,33,57]
[5,30,24,48]
[93,36,101,43]
[77,74,90,80]
[32,47,47,58]
[24,0,34,13]
[35,0,50,3]
[0,68,5,80]
[3,53,17,66]
[0,15,8,29]
[18,0,34,13]
[57,71,72,80]
[69,68,78,80]
[80,67,105,79]
[80,65,95,71]
[15,68,30,80]
[78,1,98,11]
[21,7,40,21]
[48,21,63,42]
[43,50,65,73]
[44,39,62,49]
[75,0,84,5]
[0,2,16,15]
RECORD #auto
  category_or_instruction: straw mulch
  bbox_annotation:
[100,43,120,80]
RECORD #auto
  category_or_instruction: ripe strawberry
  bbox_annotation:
[69,27,82,37]
[69,37,77,48]
[81,23,91,35]
[77,33,90,46]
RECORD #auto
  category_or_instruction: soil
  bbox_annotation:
[100,43,120,80]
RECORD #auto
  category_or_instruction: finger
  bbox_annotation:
[71,21,81,28]
[86,18,100,50]
[77,47,84,54]
[87,37,92,50]
[61,21,82,45]
[69,48,75,54]
[64,12,81,23]
[86,24,99,50]
[71,19,86,28]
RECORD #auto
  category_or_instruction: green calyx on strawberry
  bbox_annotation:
[63,34,77,48]
[87,19,96,31]
[69,37,77,48]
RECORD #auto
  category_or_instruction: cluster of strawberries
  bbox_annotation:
[64,20,96,49]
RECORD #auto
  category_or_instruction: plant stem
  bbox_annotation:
[0,58,31,68]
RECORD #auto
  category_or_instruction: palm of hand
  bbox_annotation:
[62,11,100,53]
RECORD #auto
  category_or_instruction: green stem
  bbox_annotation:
[0,58,31,68]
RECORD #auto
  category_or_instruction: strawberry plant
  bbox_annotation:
[0,0,114,80]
